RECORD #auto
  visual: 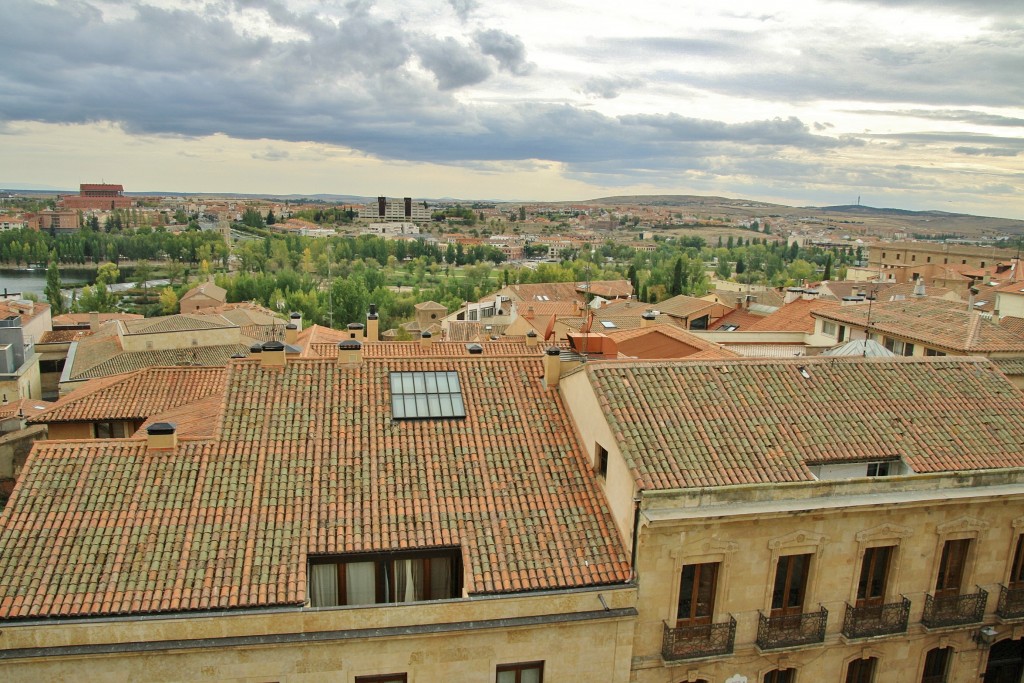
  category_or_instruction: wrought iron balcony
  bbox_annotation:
[756,607,828,650]
[922,588,987,628]
[842,597,910,639]
[997,584,1024,620]
[662,616,737,661]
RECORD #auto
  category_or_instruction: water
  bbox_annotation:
[0,269,91,299]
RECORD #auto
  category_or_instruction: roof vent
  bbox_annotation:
[467,343,483,354]
[250,343,263,353]
[260,340,286,367]
[230,353,246,359]
[347,322,364,339]
[367,303,379,320]
[338,339,362,350]
[338,338,363,366]
[642,310,656,320]
[289,312,301,320]
[262,340,285,352]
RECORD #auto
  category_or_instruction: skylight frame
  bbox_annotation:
[389,371,466,420]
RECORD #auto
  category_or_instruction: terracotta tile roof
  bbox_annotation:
[0,300,48,326]
[745,299,840,333]
[1000,316,1024,337]
[296,324,350,354]
[991,357,1024,377]
[587,357,1024,492]
[516,301,582,318]
[180,283,227,302]
[132,394,224,439]
[0,399,54,421]
[0,357,630,620]
[814,297,1024,353]
[38,329,93,344]
[877,282,959,301]
[710,307,769,331]
[30,367,227,424]
[580,280,634,298]
[67,344,251,382]
[499,280,631,304]
[605,324,739,360]
[445,321,511,342]
[51,313,142,327]
[643,294,718,319]
[123,314,235,334]
[307,340,550,359]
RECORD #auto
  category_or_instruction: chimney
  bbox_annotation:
[784,287,803,304]
[285,324,298,345]
[466,343,483,354]
[89,311,100,331]
[347,322,364,339]
[801,288,818,301]
[337,339,362,365]
[260,340,286,367]
[289,311,302,330]
[913,277,926,297]
[525,305,535,320]
[543,346,562,388]
[641,310,656,328]
[146,422,177,450]
[420,330,434,349]
[526,329,539,347]
[366,303,379,342]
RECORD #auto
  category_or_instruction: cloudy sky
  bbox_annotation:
[2,0,1023,218]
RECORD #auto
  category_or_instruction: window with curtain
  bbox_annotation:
[309,550,459,607]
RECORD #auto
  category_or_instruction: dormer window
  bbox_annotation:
[808,457,909,480]
[866,461,891,477]
[309,548,461,607]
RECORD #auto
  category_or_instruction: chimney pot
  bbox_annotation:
[285,323,298,345]
[250,343,263,353]
[466,343,483,354]
[337,339,363,366]
[260,340,286,367]
[146,422,177,450]
[543,346,561,388]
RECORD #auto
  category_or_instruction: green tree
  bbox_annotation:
[715,259,731,280]
[670,257,684,296]
[823,253,833,281]
[95,262,120,287]
[159,287,179,314]
[44,260,66,315]
[735,257,746,275]
[518,206,526,221]
[266,209,276,225]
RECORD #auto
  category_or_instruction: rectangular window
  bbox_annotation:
[772,554,812,616]
[838,325,846,342]
[1010,535,1024,588]
[866,462,891,477]
[924,348,946,357]
[309,549,460,607]
[857,546,893,607]
[846,658,877,683]
[356,675,407,683]
[935,539,970,598]
[677,562,719,625]
[496,661,544,683]
[389,371,466,420]
[596,444,609,478]
[822,321,837,337]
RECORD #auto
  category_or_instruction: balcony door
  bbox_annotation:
[772,554,811,617]
[935,539,970,599]
[677,562,718,626]
[857,546,893,608]
[1011,535,1024,589]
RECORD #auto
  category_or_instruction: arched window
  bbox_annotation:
[922,647,953,683]
[765,669,796,683]
[846,657,877,683]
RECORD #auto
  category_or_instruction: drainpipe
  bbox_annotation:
[630,493,642,581]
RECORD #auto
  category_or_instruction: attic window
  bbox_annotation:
[721,324,739,332]
[600,320,617,329]
[390,371,466,419]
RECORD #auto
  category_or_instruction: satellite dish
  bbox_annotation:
[543,314,557,341]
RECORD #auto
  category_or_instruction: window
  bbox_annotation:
[838,325,846,342]
[677,562,719,624]
[912,255,916,262]
[935,539,970,598]
[846,658,877,683]
[772,554,812,616]
[596,444,609,478]
[822,321,837,337]
[390,371,465,419]
[309,549,460,607]
[39,359,65,373]
[94,421,129,438]
[1010,535,1024,588]
[764,669,796,683]
[922,647,952,683]
[883,338,914,356]
[927,256,932,263]
[356,675,407,683]
[857,546,894,607]
[866,462,891,477]
[600,320,617,329]
[925,348,946,357]
[496,661,543,683]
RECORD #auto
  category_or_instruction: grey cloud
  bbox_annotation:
[252,149,291,161]
[581,76,644,99]
[849,109,1024,127]
[415,36,492,90]
[474,30,534,76]
[448,0,479,22]
[952,146,1020,157]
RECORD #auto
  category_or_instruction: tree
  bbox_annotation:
[159,287,179,314]
[726,236,734,249]
[671,258,684,296]
[823,253,833,281]
[735,257,746,275]
[518,206,526,221]
[715,259,732,280]
[44,260,66,315]
[96,262,120,287]
[266,209,276,225]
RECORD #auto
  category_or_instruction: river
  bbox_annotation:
[0,268,92,299]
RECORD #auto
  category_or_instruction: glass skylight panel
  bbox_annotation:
[390,371,465,419]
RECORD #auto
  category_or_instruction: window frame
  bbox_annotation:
[677,561,719,625]
[595,443,609,478]
[1009,533,1024,588]
[856,545,894,607]
[771,553,812,616]
[389,370,466,420]
[935,538,971,598]
[846,657,877,683]
[764,668,796,683]
[921,646,953,683]
[308,548,462,607]
[496,660,544,683]
[356,675,408,683]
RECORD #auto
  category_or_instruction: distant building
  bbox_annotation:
[60,183,133,211]
[36,210,79,234]
[179,282,227,314]
[358,196,431,223]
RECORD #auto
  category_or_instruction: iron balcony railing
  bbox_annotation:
[842,597,910,639]
[922,588,987,628]
[662,616,737,661]
[996,584,1024,620]
[756,607,828,650]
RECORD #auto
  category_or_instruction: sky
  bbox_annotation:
[2,0,1023,218]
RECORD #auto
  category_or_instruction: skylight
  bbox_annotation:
[600,320,617,329]
[390,371,466,419]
